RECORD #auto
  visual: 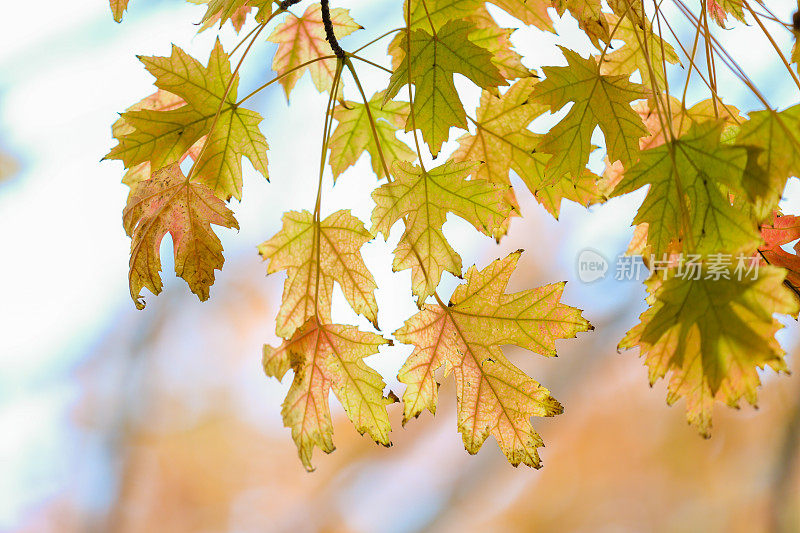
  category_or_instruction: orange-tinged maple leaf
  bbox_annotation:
[759,212,800,296]
[707,0,745,27]
[193,0,273,32]
[267,3,362,99]
[619,265,797,436]
[258,210,379,339]
[371,160,514,303]
[123,162,239,309]
[395,251,592,467]
[263,317,393,471]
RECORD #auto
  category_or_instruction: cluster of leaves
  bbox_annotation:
[106,0,800,469]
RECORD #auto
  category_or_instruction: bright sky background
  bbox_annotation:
[1,0,799,529]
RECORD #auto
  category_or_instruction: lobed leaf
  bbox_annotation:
[385,20,506,156]
[259,210,379,339]
[123,163,239,309]
[619,265,797,436]
[267,3,362,99]
[264,318,393,470]
[532,47,647,183]
[371,160,514,302]
[395,251,591,467]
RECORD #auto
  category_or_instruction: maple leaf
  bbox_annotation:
[611,120,760,257]
[264,317,393,471]
[110,0,130,23]
[452,79,546,186]
[450,79,606,218]
[619,265,797,436]
[759,212,800,296]
[111,90,204,188]
[194,0,273,31]
[466,6,534,81]
[388,1,535,78]
[532,47,647,183]
[371,160,514,302]
[385,20,506,156]
[489,0,553,31]
[106,40,269,201]
[397,0,552,34]
[707,0,745,27]
[735,105,800,221]
[122,162,239,309]
[395,251,592,467]
[267,3,362,99]
[258,210,379,339]
[597,13,681,89]
[328,91,415,179]
[552,0,611,48]
[535,168,605,218]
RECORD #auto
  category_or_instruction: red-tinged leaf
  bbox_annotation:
[123,162,238,309]
[263,318,393,471]
[267,3,362,99]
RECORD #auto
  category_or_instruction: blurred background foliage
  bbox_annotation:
[1,0,800,532]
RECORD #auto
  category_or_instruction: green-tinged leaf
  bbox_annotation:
[612,121,759,257]
[371,160,514,302]
[467,6,534,81]
[619,265,797,436]
[328,91,415,179]
[396,251,591,467]
[122,162,239,309]
[106,41,269,200]
[259,210,379,339]
[452,79,546,187]
[386,20,506,156]
[264,318,393,471]
[532,47,647,182]
[735,105,800,221]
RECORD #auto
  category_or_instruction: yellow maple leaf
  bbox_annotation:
[328,91,415,179]
[597,12,681,89]
[123,162,239,309]
[453,80,604,219]
[371,160,514,302]
[619,265,797,436]
[258,210,379,339]
[395,251,592,467]
[263,317,393,471]
[267,3,362,99]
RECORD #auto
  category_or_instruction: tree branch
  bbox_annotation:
[321,0,346,59]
